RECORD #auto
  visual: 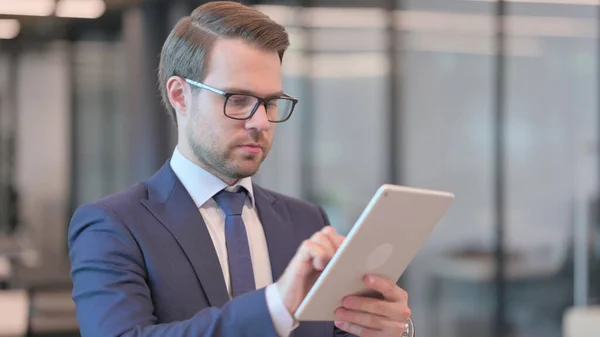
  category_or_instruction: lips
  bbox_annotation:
[237,144,262,155]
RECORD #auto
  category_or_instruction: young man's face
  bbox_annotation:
[185,38,283,183]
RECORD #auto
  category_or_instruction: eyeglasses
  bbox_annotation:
[184,78,298,123]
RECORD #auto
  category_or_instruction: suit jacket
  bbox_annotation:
[68,162,353,337]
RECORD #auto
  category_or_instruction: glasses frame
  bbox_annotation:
[184,78,298,123]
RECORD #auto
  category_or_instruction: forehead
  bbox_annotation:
[203,38,283,96]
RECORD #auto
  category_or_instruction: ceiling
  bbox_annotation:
[0,0,147,41]
[1,0,598,42]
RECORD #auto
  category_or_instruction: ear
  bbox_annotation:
[167,76,191,117]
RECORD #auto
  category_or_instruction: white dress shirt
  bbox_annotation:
[170,148,295,337]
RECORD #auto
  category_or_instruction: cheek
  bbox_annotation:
[193,112,240,152]
[191,102,223,135]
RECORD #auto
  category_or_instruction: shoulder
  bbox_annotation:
[91,182,149,211]
[76,182,148,217]
[68,183,149,237]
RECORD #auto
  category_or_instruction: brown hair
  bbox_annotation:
[158,1,290,124]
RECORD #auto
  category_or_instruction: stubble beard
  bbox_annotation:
[187,130,268,181]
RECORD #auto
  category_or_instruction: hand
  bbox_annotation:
[276,226,345,315]
[334,275,412,337]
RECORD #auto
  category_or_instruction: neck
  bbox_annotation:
[176,144,239,186]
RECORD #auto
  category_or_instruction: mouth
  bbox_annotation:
[236,144,263,155]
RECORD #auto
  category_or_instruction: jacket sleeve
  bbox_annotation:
[68,204,278,337]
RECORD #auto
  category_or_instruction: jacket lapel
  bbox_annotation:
[140,162,230,308]
[253,185,298,283]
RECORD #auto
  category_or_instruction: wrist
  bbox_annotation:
[275,280,301,316]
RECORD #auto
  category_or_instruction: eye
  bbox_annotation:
[228,95,253,107]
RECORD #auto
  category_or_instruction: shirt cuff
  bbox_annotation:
[265,283,299,337]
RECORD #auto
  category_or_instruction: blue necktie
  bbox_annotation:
[213,188,256,298]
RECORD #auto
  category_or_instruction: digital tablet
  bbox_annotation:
[294,184,455,321]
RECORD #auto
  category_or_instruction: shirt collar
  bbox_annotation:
[169,147,255,208]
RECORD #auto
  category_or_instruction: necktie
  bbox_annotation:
[213,188,256,298]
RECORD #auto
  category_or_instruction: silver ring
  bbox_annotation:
[402,317,415,337]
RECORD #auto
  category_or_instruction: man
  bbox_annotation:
[68,2,412,337]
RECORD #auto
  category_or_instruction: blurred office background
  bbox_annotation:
[1,0,600,336]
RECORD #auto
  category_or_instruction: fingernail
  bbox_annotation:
[335,321,346,329]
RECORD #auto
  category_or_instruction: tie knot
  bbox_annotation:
[213,188,247,216]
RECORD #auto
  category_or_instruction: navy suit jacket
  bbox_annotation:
[68,162,353,337]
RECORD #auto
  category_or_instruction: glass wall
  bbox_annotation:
[72,39,130,207]
[0,50,15,235]
[255,1,600,336]
[504,3,598,337]
[398,0,497,336]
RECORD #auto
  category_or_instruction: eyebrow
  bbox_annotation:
[221,87,286,98]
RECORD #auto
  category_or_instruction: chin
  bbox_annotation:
[230,167,259,179]
[231,159,262,178]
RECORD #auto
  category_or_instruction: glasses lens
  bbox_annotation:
[225,95,295,121]
[225,95,259,119]
[271,98,294,122]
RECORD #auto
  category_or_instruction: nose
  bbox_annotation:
[245,103,271,131]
